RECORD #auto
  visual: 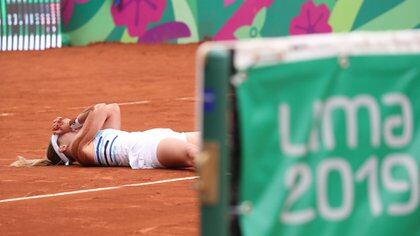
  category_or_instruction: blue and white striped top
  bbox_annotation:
[93,129,132,167]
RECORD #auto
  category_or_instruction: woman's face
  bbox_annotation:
[58,131,78,154]
[57,131,78,162]
[58,131,77,146]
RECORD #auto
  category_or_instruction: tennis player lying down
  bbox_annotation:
[12,103,199,169]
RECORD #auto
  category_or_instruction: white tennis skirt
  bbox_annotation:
[127,128,187,169]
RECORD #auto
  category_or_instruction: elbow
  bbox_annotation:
[93,103,106,110]
[107,103,120,112]
[93,103,120,116]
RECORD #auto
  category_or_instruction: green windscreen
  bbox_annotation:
[237,54,420,236]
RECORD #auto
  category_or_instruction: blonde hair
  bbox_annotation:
[10,156,52,167]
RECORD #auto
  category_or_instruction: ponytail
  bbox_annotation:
[10,156,52,167]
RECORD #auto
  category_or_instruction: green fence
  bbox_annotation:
[198,30,420,236]
[0,0,61,51]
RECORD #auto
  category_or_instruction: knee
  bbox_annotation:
[110,103,120,111]
[185,146,198,167]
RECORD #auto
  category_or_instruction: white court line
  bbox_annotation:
[67,100,151,110]
[175,97,196,101]
[118,100,152,106]
[0,97,195,116]
[0,100,152,115]
[0,113,15,117]
[0,176,198,204]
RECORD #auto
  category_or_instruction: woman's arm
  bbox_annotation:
[70,104,120,159]
[52,103,121,134]
[101,103,121,130]
[69,104,97,130]
[74,103,120,129]
[51,104,97,134]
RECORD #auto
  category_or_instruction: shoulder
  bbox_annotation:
[76,142,97,166]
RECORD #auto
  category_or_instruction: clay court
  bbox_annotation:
[0,43,200,235]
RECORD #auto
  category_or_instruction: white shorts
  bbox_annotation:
[128,128,187,169]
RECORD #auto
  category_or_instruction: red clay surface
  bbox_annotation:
[0,43,200,235]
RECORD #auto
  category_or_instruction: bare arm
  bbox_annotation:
[68,104,121,163]
[52,103,121,134]
[70,104,113,161]
[75,103,120,129]
[51,105,97,134]
[71,105,96,127]
[101,103,121,130]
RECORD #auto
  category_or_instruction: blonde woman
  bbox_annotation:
[12,103,199,169]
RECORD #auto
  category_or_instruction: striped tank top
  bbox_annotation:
[93,129,133,167]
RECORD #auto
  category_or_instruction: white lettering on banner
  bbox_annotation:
[277,92,418,224]
[382,154,419,216]
[382,94,413,148]
[323,95,380,150]
[355,156,383,216]
[279,104,306,156]
[280,154,419,224]
[278,93,413,157]
[309,101,322,153]
[279,101,322,156]
[317,159,354,220]
[280,164,315,224]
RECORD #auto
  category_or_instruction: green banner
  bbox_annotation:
[237,54,420,236]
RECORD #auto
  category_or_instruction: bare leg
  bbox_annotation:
[156,138,198,168]
[184,132,201,147]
